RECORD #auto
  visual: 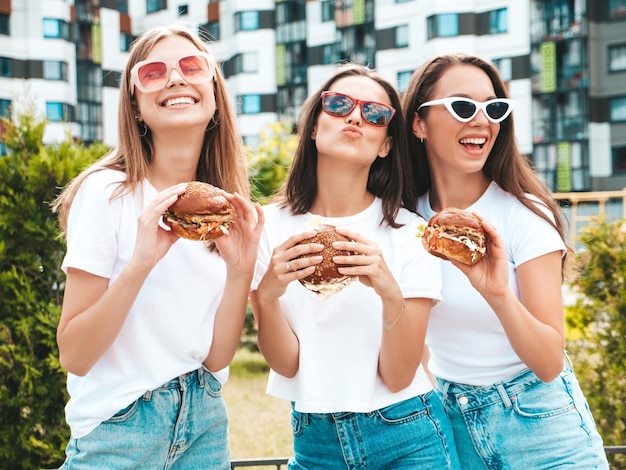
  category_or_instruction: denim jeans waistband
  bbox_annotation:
[436,358,572,411]
[143,368,205,399]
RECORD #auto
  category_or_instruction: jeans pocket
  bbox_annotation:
[513,380,575,419]
[106,398,141,423]
[375,396,428,425]
[291,409,305,437]
[202,370,223,398]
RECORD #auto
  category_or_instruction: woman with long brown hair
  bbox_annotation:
[403,52,608,469]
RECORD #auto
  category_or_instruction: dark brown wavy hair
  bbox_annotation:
[277,63,413,228]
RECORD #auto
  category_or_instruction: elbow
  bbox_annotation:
[534,358,565,383]
[59,353,91,377]
[384,376,413,393]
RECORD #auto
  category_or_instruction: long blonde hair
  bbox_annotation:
[53,23,249,234]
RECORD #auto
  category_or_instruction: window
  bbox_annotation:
[239,94,261,114]
[395,25,409,47]
[427,13,458,39]
[178,5,188,16]
[609,44,626,72]
[492,57,512,82]
[46,102,72,122]
[397,71,412,94]
[146,0,167,14]
[0,99,10,118]
[199,21,220,41]
[120,33,135,52]
[233,52,257,74]
[489,8,507,34]
[43,61,68,80]
[118,0,129,14]
[613,146,626,173]
[321,0,334,21]
[609,0,626,19]
[236,11,259,32]
[43,18,70,39]
[0,57,11,77]
[0,14,9,35]
[610,96,626,122]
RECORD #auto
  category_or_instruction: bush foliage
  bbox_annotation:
[566,215,626,468]
[0,98,105,468]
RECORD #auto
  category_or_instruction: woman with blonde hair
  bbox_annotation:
[54,24,263,469]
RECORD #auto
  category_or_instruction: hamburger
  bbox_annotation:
[421,208,486,266]
[296,224,354,299]
[163,181,234,240]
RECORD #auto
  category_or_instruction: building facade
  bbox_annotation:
[1,0,625,191]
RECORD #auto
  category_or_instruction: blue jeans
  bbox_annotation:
[288,391,461,469]
[436,362,609,470]
[60,368,230,470]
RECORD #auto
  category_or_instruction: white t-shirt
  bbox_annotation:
[417,182,566,385]
[62,169,228,438]
[252,198,441,413]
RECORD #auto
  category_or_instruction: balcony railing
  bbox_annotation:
[553,188,626,243]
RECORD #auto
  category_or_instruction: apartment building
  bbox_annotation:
[0,0,625,191]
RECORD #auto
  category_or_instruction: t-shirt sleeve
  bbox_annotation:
[398,215,443,302]
[251,211,272,291]
[61,171,122,278]
[507,199,566,268]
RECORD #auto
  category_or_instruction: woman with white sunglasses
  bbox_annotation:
[53,24,263,468]
[250,63,460,469]
[403,53,608,469]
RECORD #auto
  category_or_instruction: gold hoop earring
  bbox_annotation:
[206,112,220,132]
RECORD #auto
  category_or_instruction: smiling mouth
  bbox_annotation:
[459,137,486,150]
[161,96,197,107]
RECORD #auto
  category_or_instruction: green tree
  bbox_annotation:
[0,97,106,468]
[566,215,626,469]
[247,121,298,204]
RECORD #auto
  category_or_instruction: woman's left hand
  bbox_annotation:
[451,214,509,298]
[213,192,264,272]
[332,227,401,299]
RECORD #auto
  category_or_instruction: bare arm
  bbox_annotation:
[203,194,265,372]
[335,228,431,392]
[251,231,322,377]
[454,215,565,382]
[57,184,187,375]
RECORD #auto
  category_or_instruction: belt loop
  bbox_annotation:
[142,390,152,401]
[440,380,450,398]
[496,382,512,408]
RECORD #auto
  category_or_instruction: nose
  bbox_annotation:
[470,107,490,125]
[166,67,186,87]
[345,104,363,125]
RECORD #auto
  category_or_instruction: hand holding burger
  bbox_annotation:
[421,208,486,266]
[163,181,234,240]
[295,224,354,299]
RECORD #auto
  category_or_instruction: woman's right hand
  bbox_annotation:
[129,183,189,273]
[256,231,323,302]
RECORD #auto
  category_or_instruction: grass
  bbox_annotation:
[223,347,293,465]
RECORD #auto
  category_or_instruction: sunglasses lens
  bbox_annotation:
[137,61,168,91]
[362,103,393,126]
[450,100,477,120]
[486,101,510,120]
[178,55,212,83]
[323,93,355,117]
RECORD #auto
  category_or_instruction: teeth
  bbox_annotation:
[460,138,487,145]
[163,97,195,106]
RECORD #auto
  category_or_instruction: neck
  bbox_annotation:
[428,171,491,212]
[147,132,204,190]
